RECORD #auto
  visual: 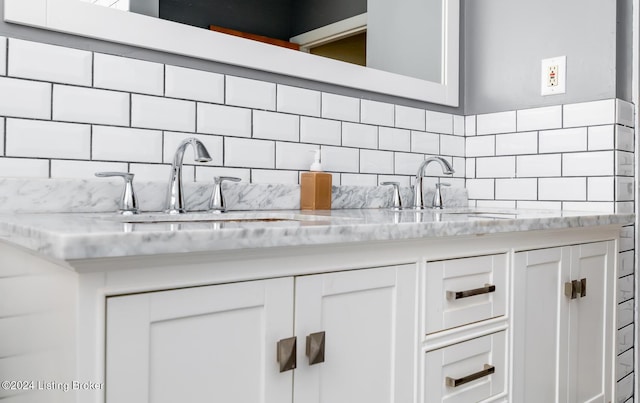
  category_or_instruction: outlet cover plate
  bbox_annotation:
[541,56,566,96]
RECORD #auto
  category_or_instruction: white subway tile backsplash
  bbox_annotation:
[426,111,453,134]
[616,125,634,152]
[0,77,51,120]
[563,201,614,212]
[466,179,494,199]
[94,53,163,95]
[466,135,495,157]
[411,131,439,154]
[379,127,410,151]
[616,99,635,128]
[620,226,635,252]
[476,199,516,209]
[132,94,195,132]
[587,177,614,201]
[619,250,635,277]
[466,158,475,178]
[517,154,561,177]
[618,275,634,303]
[618,324,634,355]
[475,156,515,178]
[53,84,127,125]
[197,103,251,137]
[253,110,299,142]
[6,119,90,159]
[0,158,49,178]
[379,174,411,188]
[320,146,359,173]
[130,163,194,182]
[617,201,635,214]
[618,299,635,329]
[163,132,223,165]
[361,100,394,126]
[360,149,394,174]
[616,177,635,201]
[563,151,614,176]
[516,105,562,132]
[226,76,276,110]
[321,93,359,122]
[251,169,298,184]
[616,348,634,381]
[495,178,537,200]
[465,115,476,136]
[275,142,318,170]
[495,131,537,155]
[93,126,163,163]
[563,99,615,128]
[539,178,587,201]
[440,134,465,157]
[342,122,377,149]
[476,111,516,135]
[588,125,614,151]
[51,160,127,179]
[539,127,587,153]
[225,137,275,169]
[300,117,341,145]
[453,115,465,136]
[616,151,634,177]
[394,152,424,175]
[452,157,465,178]
[195,166,250,183]
[9,39,92,86]
[277,85,320,117]
[395,105,425,131]
[516,200,562,210]
[0,37,6,76]
[341,173,378,187]
[0,117,4,155]
[165,65,224,103]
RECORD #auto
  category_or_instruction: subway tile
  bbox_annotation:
[618,275,634,303]
[321,93,359,122]
[5,119,90,159]
[94,53,163,95]
[360,149,394,174]
[465,115,476,136]
[466,179,494,200]
[379,127,410,151]
[587,125,614,151]
[619,250,635,277]
[616,201,634,214]
[619,226,635,252]
[476,199,516,209]
[163,132,223,166]
[342,122,378,149]
[197,103,251,137]
[341,173,378,187]
[93,126,163,163]
[539,178,586,201]
[519,154,561,178]
[53,84,127,125]
[616,151,634,177]
[495,178,537,200]
[0,157,49,178]
[378,175,411,188]
[131,94,195,132]
[275,142,318,170]
[440,134,465,157]
[466,135,495,157]
[195,166,250,183]
[361,99,394,126]
[617,324,634,355]
[516,200,562,210]
[587,177,614,202]
[475,156,515,178]
[465,158,475,178]
[426,111,453,134]
[51,160,127,179]
[320,146,359,173]
[0,37,5,76]
[616,348,634,381]
[411,131,439,154]
[0,77,51,120]
[616,125,634,152]
[277,85,320,117]
[327,172,341,185]
[563,99,615,128]
[253,110,299,142]
[539,127,587,153]
[395,105,425,131]
[300,117,341,145]
[616,99,634,127]
[495,131,537,155]
[165,65,224,103]
[9,38,91,86]
[446,178,466,189]
[452,157,465,178]
[516,105,562,132]
[616,177,635,201]
[395,152,424,175]
[617,299,634,329]
[562,201,613,213]
[226,76,276,110]
[476,111,516,135]
[453,115,465,136]
[563,151,614,176]
[130,163,193,182]
[0,118,4,155]
[225,137,275,169]
[251,169,299,184]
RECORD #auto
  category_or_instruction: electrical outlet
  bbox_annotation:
[541,56,566,96]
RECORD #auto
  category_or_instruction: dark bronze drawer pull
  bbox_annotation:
[276,337,297,372]
[446,364,495,387]
[447,284,496,300]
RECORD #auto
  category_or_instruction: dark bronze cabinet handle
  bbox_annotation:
[306,331,326,365]
[277,337,297,373]
[565,278,587,300]
[446,364,495,387]
[447,284,496,300]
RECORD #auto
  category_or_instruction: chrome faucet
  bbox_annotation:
[413,156,455,209]
[165,137,212,214]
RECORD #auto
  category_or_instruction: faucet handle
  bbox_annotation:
[380,181,403,210]
[95,172,139,215]
[209,176,241,213]
[433,182,451,209]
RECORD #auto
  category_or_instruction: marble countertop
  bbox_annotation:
[0,207,633,261]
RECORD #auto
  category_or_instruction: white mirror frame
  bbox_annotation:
[4,0,459,106]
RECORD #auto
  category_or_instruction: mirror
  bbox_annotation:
[5,0,458,105]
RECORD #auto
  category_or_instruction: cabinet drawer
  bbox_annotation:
[423,331,507,403]
[424,254,507,334]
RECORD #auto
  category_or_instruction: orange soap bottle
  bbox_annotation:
[300,150,332,210]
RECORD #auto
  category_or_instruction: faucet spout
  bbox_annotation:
[413,156,455,209]
[165,137,212,214]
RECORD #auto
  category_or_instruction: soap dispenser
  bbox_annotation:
[300,149,332,210]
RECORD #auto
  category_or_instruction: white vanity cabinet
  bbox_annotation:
[105,264,417,403]
[512,241,616,403]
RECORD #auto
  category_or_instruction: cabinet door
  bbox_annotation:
[293,265,417,403]
[106,278,294,403]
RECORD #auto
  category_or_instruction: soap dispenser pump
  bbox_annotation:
[300,149,332,210]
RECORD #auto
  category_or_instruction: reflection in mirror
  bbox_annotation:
[83,0,442,84]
